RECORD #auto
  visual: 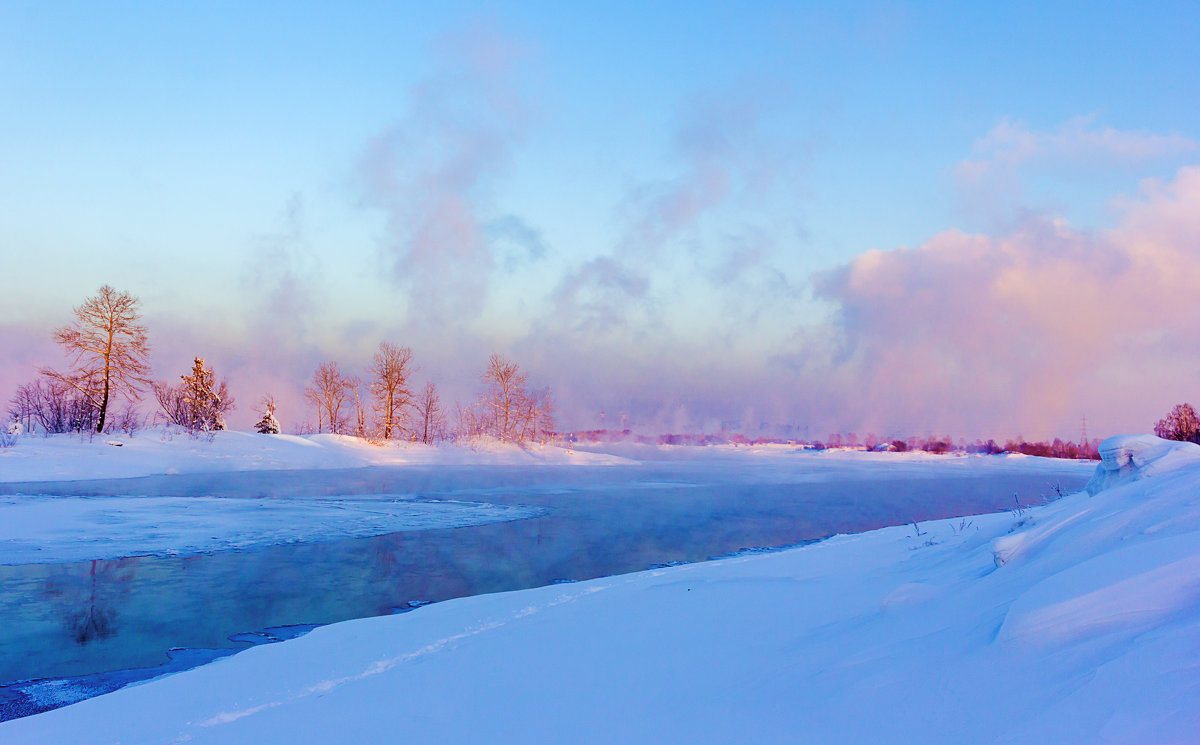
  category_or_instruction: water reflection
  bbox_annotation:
[42,559,135,645]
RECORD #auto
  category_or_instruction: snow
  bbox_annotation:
[0,428,630,483]
[3,434,1196,744]
[1085,432,1200,494]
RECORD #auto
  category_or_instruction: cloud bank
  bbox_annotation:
[6,100,1199,443]
[810,164,1200,439]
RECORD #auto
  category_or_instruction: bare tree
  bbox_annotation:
[452,400,480,442]
[368,342,415,440]
[511,386,556,445]
[474,354,556,444]
[480,353,528,442]
[153,381,189,428]
[8,382,42,434]
[9,378,99,434]
[532,386,556,444]
[304,362,354,434]
[414,381,446,444]
[41,285,152,432]
[349,376,368,439]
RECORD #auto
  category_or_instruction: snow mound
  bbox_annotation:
[1084,433,1200,495]
[994,433,1200,657]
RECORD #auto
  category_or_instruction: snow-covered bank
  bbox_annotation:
[0,429,630,483]
[0,495,543,565]
[5,434,1196,744]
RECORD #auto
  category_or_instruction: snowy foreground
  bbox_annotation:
[3,435,1197,743]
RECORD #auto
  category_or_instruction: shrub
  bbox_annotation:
[1154,403,1200,443]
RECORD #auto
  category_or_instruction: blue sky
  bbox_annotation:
[3,1,1199,438]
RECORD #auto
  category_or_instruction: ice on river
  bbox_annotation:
[0,494,543,565]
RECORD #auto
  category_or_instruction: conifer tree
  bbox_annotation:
[254,394,281,434]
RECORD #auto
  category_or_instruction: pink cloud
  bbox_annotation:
[812,165,1200,440]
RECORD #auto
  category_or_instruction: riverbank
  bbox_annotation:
[3,435,1194,743]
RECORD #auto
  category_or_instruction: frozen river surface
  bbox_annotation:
[0,452,1093,718]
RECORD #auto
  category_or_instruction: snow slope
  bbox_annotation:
[0,429,630,483]
[4,434,1195,744]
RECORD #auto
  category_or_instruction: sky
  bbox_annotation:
[2,1,1199,440]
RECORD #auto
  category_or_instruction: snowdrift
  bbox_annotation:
[1084,433,1200,495]
[3,434,1198,743]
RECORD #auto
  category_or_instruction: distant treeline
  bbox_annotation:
[4,285,554,446]
[569,429,1102,460]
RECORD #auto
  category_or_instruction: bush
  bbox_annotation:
[1154,403,1200,443]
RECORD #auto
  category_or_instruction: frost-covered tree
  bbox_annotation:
[254,394,281,434]
[182,357,232,431]
[154,357,234,433]
[369,342,414,440]
[530,387,555,444]
[476,354,555,444]
[0,420,18,448]
[480,354,527,442]
[41,285,152,432]
[1154,403,1200,443]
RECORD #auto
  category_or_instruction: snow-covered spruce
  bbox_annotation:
[254,397,281,435]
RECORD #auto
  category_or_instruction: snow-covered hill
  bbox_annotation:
[3,434,1195,744]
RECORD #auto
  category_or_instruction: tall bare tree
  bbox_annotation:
[368,342,415,439]
[415,381,445,444]
[304,362,353,434]
[480,353,528,442]
[349,375,368,439]
[41,285,152,432]
[530,387,555,444]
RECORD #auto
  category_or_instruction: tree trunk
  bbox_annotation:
[96,375,110,432]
